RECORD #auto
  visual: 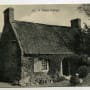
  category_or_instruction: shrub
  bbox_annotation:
[53,76,65,82]
[32,73,53,85]
[58,76,65,81]
[78,66,88,78]
[70,75,80,86]
[53,72,65,82]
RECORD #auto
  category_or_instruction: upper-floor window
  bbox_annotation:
[11,40,16,43]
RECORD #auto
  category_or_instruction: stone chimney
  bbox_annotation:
[71,18,81,29]
[4,8,14,24]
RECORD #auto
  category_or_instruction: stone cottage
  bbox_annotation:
[0,8,83,84]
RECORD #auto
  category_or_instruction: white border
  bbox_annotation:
[0,0,89,4]
[0,0,90,90]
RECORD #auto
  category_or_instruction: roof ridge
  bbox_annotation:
[12,20,71,28]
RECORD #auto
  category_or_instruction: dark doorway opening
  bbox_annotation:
[62,58,70,76]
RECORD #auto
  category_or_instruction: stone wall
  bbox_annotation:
[20,54,65,86]
[21,56,34,79]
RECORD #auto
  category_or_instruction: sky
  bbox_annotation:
[0,4,90,32]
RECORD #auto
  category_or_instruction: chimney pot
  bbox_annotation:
[71,18,81,29]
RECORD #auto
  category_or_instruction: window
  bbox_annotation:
[11,40,16,42]
[34,57,49,72]
[42,59,48,70]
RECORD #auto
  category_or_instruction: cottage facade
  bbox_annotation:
[0,8,82,84]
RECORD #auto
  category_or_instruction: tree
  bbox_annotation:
[78,5,90,55]
[78,4,90,17]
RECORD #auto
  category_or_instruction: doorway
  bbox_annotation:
[62,58,70,76]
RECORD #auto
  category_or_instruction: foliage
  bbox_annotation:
[78,5,90,55]
[79,55,88,66]
[70,75,80,86]
[53,76,65,82]
[52,71,65,82]
[78,66,88,78]
[78,4,90,17]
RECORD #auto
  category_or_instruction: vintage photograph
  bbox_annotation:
[0,4,90,87]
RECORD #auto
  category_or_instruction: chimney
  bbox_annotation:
[71,18,81,29]
[4,8,14,23]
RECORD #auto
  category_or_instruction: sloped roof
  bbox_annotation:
[11,21,77,54]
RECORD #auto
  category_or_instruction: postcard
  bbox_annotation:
[0,4,90,87]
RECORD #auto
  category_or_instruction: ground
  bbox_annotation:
[0,80,69,87]
[80,73,90,86]
[0,73,90,87]
[0,82,19,88]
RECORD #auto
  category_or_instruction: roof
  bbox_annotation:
[11,21,77,54]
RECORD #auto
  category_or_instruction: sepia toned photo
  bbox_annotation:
[0,4,90,87]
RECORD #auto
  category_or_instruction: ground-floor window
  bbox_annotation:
[34,57,49,72]
[42,59,48,70]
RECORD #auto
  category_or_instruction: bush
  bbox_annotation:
[78,66,88,78]
[53,76,65,82]
[70,75,80,86]
[32,73,53,85]
[52,71,65,82]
